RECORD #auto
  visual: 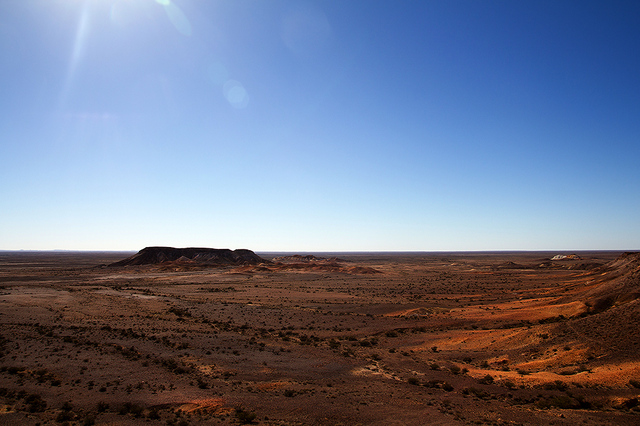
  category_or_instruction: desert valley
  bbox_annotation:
[1,248,639,425]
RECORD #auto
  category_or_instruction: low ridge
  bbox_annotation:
[583,252,640,313]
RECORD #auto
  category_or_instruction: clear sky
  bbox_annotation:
[1,0,639,251]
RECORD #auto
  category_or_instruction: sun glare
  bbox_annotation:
[149,0,191,36]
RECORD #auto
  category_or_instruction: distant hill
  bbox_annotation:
[109,247,267,267]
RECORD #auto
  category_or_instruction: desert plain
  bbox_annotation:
[1,249,639,425]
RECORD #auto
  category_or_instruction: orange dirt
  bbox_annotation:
[0,250,639,425]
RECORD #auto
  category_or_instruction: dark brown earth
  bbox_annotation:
[1,250,639,425]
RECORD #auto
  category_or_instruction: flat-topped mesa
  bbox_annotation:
[109,246,267,267]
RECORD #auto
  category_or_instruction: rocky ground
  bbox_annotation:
[0,250,639,425]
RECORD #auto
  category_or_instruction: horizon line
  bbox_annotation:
[0,248,636,254]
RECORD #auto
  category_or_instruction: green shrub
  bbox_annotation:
[478,374,494,385]
[462,387,490,399]
[119,402,143,417]
[56,411,74,422]
[536,395,579,409]
[25,394,46,412]
[234,407,257,424]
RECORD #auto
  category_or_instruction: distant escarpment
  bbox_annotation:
[109,247,267,267]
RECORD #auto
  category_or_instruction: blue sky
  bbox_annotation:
[1,0,639,251]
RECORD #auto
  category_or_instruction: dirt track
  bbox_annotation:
[1,251,639,425]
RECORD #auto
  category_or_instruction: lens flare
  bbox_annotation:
[164,2,191,36]
[58,1,90,111]
[223,80,249,109]
[154,0,191,36]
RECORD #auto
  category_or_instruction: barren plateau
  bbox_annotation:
[1,250,639,425]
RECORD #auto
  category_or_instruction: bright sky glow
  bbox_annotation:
[1,0,639,251]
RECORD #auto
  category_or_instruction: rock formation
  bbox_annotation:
[109,247,267,267]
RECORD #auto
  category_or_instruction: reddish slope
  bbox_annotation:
[582,252,640,313]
